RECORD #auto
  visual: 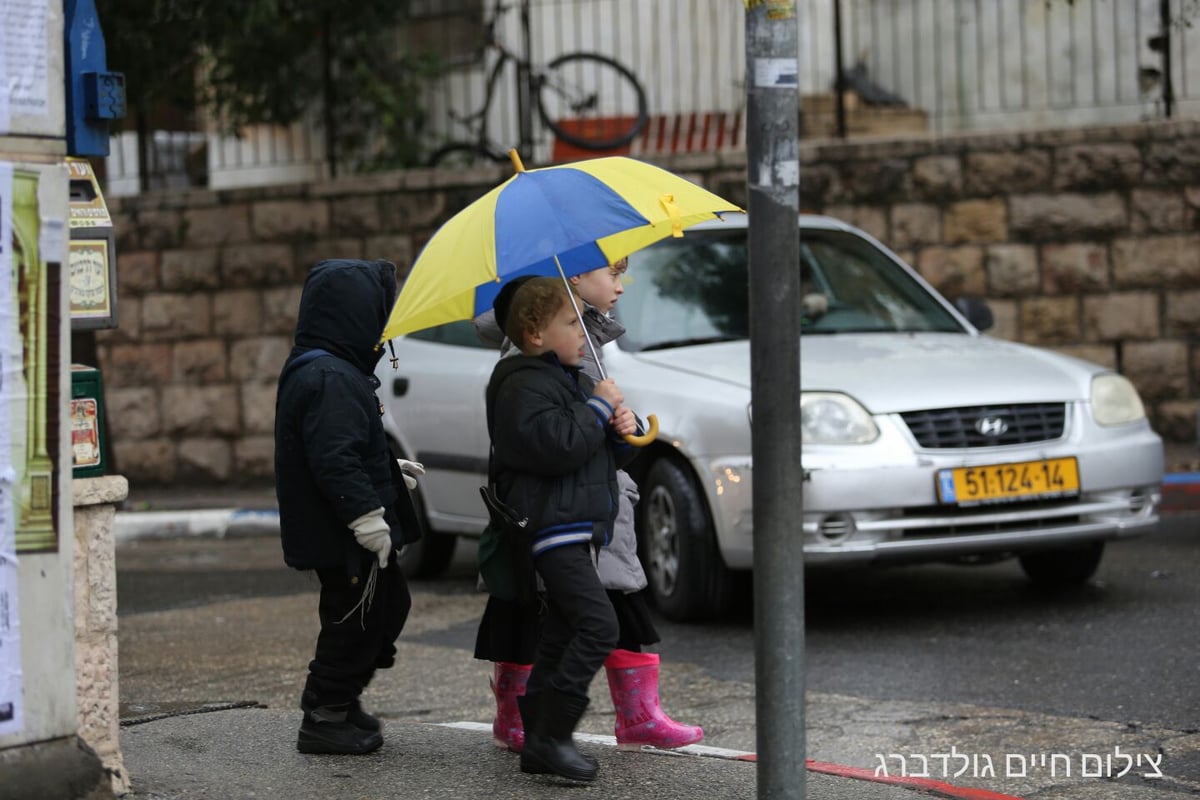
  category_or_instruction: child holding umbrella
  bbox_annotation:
[474,262,704,755]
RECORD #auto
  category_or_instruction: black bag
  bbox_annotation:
[478,485,536,604]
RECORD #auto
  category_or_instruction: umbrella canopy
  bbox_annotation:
[381,153,742,341]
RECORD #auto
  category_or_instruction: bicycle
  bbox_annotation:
[427,0,649,167]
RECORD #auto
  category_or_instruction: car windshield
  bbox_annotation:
[615,226,965,351]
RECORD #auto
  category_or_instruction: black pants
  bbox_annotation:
[303,550,412,708]
[526,543,618,702]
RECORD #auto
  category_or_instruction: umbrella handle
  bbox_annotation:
[623,414,658,447]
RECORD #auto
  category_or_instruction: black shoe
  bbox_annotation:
[519,689,598,782]
[348,699,382,732]
[297,706,383,755]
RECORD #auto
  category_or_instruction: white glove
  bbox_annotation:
[396,458,425,491]
[349,507,392,567]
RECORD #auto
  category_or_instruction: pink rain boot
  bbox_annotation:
[491,661,532,752]
[605,649,704,750]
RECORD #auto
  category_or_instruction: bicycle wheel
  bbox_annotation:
[427,143,510,168]
[536,52,648,151]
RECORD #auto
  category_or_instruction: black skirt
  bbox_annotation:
[473,588,661,664]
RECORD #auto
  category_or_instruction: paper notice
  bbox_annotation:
[0,0,51,132]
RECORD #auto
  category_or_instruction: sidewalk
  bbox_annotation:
[120,706,1020,800]
[111,441,1198,799]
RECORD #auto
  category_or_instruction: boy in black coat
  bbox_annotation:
[275,258,423,755]
[485,277,638,782]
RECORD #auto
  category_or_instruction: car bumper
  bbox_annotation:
[702,424,1163,570]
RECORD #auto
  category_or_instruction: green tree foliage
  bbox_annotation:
[98,0,440,172]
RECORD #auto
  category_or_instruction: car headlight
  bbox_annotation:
[801,392,879,444]
[1091,373,1146,426]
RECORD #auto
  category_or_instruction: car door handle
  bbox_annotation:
[392,377,409,397]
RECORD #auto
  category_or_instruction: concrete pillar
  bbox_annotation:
[73,475,130,796]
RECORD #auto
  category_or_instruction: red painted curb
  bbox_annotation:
[805,759,1024,800]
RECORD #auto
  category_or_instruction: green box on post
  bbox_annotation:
[71,364,107,477]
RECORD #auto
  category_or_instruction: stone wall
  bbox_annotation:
[100,120,1200,487]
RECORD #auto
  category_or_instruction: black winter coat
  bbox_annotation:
[274,258,421,575]
[485,352,634,556]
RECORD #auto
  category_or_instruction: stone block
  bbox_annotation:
[176,437,234,482]
[141,292,213,340]
[331,195,383,235]
[986,298,1018,340]
[103,342,171,388]
[1122,340,1189,402]
[1154,399,1199,444]
[212,289,263,336]
[221,243,295,288]
[262,287,302,335]
[105,387,160,440]
[1051,343,1117,370]
[94,295,141,345]
[823,205,887,242]
[911,155,962,199]
[173,339,229,383]
[915,245,986,298]
[364,236,415,271]
[1082,292,1159,341]
[840,159,911,204]
[241,382,277,435]
[119,250,160,294]
[136,209,186,249]
[1144,137,1200,185]
[984,245,1039,295]
[1131,189,1185,234]
[1054,144,1142,190]
[964,150,1050,195]
[235,436,276,481]
[1041,243,1109,293]
[1165,290,1200,337]
[1019,297,1080,344]
[162,385,241,435]
[295,239,365,281]
[889,203,940,249]
[1009,193,1126,241]
[230,336,292,382]
[183,204,252,247]
[944,199,1007,244]
[160,248,221,291]
[1112,235,1200,289]
[112,438,176,484]
[252,200,330,240]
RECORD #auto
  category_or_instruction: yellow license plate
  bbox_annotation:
[937,457,1080,506]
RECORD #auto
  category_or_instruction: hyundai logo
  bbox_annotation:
[975,416,1008,437]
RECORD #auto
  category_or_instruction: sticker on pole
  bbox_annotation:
[754,58,798,88]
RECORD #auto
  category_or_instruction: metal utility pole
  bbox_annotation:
[744,1,804,798]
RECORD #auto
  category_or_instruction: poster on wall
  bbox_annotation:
[6,165,56,553]
[0,161,25,737]
[0,0,51,133]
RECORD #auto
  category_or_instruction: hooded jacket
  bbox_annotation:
[274,259,420,573]
[486,351,634,556]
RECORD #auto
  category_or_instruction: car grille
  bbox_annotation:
[899,500,1081,538]
[900,403,1066,449]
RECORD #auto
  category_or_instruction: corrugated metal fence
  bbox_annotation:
[104,0,1200,196]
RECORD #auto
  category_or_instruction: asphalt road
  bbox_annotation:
[115,514,1200,796]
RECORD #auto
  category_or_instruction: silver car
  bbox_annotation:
[379,213,1163,621]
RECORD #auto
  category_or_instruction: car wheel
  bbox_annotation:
[638,457,732,622]
[388,440,458,580]
[1018,542,1104,587]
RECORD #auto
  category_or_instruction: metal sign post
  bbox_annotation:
[744,1,805,798]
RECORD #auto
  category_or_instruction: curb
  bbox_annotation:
[437,722,1023,799]
[114,508,279,543]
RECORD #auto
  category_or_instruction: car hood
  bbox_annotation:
[628,334,1101,413]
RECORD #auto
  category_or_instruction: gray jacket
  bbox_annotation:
[475,301,648,592]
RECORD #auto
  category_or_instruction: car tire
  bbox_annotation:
[1018,542,1104,587]
[637,457,733,622]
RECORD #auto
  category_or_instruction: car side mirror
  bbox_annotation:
[954,296,994,332]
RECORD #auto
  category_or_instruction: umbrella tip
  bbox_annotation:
[509,149,525,173]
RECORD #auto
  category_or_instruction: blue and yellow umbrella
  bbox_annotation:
[382,151,741,341]
[381,151,742,445]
